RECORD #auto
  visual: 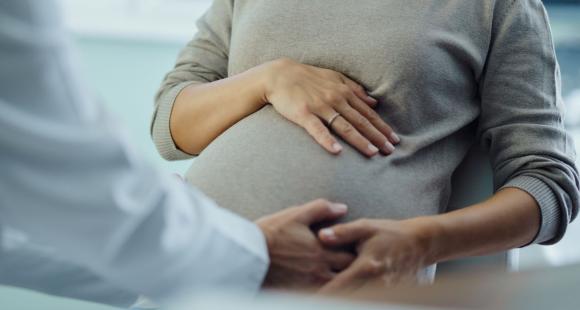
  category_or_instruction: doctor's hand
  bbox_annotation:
[255,199,355,290]
[317,218,433,293]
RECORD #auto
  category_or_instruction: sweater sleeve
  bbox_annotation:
[151,0,234,160]
[477,0,579,245]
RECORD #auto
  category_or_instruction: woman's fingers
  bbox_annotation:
[318,259,368,294]
[338,76,400,145]
[335,76,400,149]
[330,116,379,157]
[300,114,343,154]
[347,92,400,145]
[315,105,378,157]
[319,220,374,246]
[335,101,395,155]
[340,75,378,107]
[306,91,399,157]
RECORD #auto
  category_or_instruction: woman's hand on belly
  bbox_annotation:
[255,199,356,290]
[264,58,400,157]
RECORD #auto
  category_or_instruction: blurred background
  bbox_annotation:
[1,0,579,309]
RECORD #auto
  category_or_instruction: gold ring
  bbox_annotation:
[327,112,340,127]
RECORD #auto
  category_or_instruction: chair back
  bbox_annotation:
[437,144,519,275]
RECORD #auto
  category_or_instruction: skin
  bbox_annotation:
[170,58,400,157]
[255,199,355,289]
[171,58,543,290]
[317,188,541,293]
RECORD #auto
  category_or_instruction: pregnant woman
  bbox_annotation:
[151,0,579,289]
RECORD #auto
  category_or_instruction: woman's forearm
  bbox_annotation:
[418,187,541,265]
[317,187,542,291]
[170,64,270,155]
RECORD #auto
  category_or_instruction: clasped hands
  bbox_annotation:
[256,199,434,294]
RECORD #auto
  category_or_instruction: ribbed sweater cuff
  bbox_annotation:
[151,81,199,161]
[500,175,561,245]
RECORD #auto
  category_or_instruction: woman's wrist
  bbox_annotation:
[239,64,274,110]
[255,57,290,104]
[404,190,540,267]
[401,216,446,266]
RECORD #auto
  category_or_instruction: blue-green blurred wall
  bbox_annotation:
[75,37,192,174]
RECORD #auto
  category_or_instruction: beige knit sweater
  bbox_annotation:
[152,0,579,246]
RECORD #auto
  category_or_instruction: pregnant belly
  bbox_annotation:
[185,106,445,221]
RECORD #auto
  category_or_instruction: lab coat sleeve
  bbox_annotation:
[0,0,269,303]
[0,229,137,307]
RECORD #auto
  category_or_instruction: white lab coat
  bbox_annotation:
[0,228,137,307]
[0,0,268,305]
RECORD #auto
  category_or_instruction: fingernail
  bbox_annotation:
[330,203,348,213]
[368,144,379,154]
[390,132,401,144]
[332,143,343,153]
[320,228,337,240]
[367,96,378,103]
[384,141,395,153]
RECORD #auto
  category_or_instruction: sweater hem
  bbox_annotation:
[501,175,561,245]
[151,81,200,161]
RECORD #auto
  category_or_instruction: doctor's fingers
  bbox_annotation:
[294,199,348,225]
[324,250,356,271]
